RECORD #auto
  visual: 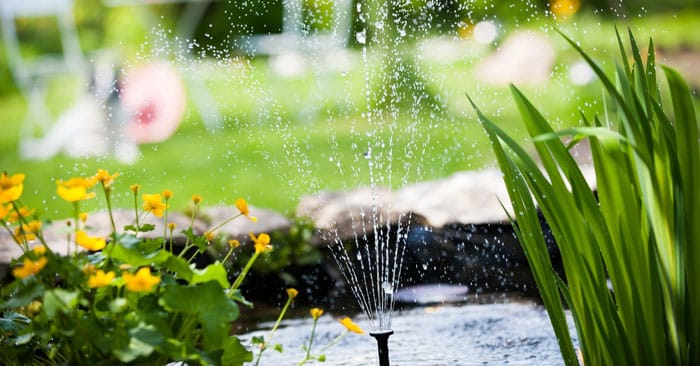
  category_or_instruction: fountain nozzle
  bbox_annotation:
[369,330,393,366]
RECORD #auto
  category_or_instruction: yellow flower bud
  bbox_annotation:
[310,307,324,320]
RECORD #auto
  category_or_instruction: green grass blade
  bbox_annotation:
[468,94,580,365]
[663,65,700,364]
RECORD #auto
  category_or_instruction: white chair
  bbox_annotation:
[1,0,88,146]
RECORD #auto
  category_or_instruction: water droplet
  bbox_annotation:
[375,21,384,30]
[356,30,367,44]
[382,281,393,295]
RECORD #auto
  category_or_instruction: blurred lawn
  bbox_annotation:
[1,12,698,219]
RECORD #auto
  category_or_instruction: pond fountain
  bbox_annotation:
[6,0,689,365]
[127,1,598,364]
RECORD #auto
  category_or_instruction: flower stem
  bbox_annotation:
[205,213,243,237]
[230,252,259,292]
[222,247,235,263]
[255,295,294,366]
[133,190,140,237]
[102,185,117,233]
[296,318,320,366]
[162,200,169,249]
[72,201,80,255]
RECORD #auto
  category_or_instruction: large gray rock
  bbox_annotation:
[297,166,597,243]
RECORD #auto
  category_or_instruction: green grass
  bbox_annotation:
[1,13,698,218]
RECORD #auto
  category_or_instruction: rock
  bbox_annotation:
[475,31,556,86]
[297,166,596,244]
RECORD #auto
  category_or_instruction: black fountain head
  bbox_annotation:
[369,330,394,366]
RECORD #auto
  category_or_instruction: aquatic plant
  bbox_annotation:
[471,28,699,365]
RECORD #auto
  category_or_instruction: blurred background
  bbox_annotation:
[1,0,698,218]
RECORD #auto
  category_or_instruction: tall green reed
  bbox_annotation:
[469,28,699,365]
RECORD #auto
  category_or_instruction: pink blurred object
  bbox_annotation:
[120,62,186,144]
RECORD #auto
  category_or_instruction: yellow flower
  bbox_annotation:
[130,184,140,193]
[236,198,258,222]
[162,189,173,200]
[32,245,47,256]
[249,232,272,254]
[192,194,202,205]
[7,206,34,224]
[82,263,97,274]
[13,221,41,243]
[205,232,216,242]
[80,212,88,223]
[550,0,580,20]
[228,239,240,248]
[123,267,160,292]
[168,222,176,232]
[75,230,106,251]
[310,307,324,320]
[339,317,364,334]
[0,204,10,221]
[88,270,116,288]
[0,172,24,203]
[142,194,167,217]
[94,169,119,188]
[12,256,48,279]
[286,288,298,299]
[56,177,97,202]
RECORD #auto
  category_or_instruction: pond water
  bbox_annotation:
[242,301,577,365]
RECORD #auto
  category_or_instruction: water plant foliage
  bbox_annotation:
[470,28,699,365]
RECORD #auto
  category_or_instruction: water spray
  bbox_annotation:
[370,330,393,366]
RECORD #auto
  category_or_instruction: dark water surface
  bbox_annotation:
[241,302,577,365]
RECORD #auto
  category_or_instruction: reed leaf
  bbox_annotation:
[471,28,699,365]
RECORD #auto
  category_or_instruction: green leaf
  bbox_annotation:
[191,262,230,288]
[0,312,30,335]
[113,335,156,363]
[0,282,45,310]
[139,223,156,233]
[229,289,253,308]
[110,240,171,267]
[273,343,283,353]
[163,255,194,282]
[159,281,239,350]
[109,297,128,313]
[42,289,80,319]
[12,332,34,346]
[221,336,253,366]
[130,323,165,348]
[123,225,139,233]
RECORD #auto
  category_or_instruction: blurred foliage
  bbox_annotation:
[245,218,320,276]
[301,0,335,34]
